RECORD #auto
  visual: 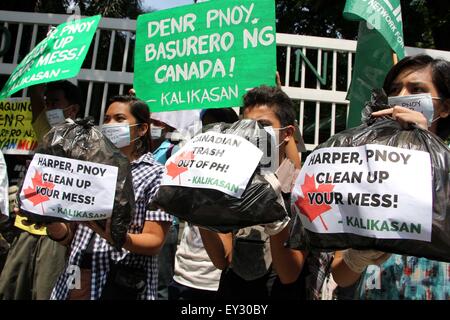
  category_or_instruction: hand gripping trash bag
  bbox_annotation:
[18,118,135,248]
[288,90,450,262]
[149,119,288,233]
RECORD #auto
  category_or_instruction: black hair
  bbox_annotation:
[242,85,296,127]
[383,54,450,140]
[46,80,84,117]
[108,95,151,156]
[201,108,239,125]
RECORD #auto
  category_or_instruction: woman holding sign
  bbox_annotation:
[49,95,172,300]
[332,55,450,300]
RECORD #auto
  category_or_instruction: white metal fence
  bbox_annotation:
[1,10,449,150]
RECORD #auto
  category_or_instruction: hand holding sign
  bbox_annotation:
[372,106,428,130]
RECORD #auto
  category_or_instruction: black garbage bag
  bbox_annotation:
[287,90,450,262]
[149,119,288,233]
[18,118,135,249]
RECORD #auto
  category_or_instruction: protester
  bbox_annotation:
[169,108,239,300]
[0,81,82,300]
[332,54,450,299]
[200,86,332,300]
[49,95,172,300]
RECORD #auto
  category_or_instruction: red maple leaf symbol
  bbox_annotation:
[23,171,55,207]
[166,151,195,182]
[294,174,334,230]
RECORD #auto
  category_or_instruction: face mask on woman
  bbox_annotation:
[388,93,440,126]
[101,123,139,148]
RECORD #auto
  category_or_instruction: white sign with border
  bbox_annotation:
[161,131,263,198]
[19,153,118,221]
[291,144,432,241]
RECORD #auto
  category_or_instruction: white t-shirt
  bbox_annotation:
[173,224,222,291]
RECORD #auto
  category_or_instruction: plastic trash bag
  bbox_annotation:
[150,119,288,233]
[288,90,450,262]
[18,118,134,248]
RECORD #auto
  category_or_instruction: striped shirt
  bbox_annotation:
[51,153,172,300]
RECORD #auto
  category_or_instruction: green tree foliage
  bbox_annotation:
[275,0,450,50]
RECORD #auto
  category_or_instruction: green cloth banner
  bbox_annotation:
[344,0,405,128]
[134,0,276,112]
[0,15,101,99]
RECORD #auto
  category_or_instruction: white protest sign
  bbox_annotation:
[291,144,432,241]
[19,153,118,221]
[161,131,263,198]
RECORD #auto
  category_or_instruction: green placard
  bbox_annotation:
[134,0,276,112]
[0,15,101,99]
[343,0,404,59]
[343,0,405,128]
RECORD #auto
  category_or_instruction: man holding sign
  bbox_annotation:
[200,86,332,300]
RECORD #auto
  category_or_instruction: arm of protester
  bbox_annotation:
[46,221,77,246]
[270,226,307,284]
[330,250,361,287]
[85,219,170,256]
[199,228,233,270]
[29,84,47,122]
[372,106,428,130]
[331,249,391,287]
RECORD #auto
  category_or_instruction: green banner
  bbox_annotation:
[0,15,101,99]
[134,0,276,112]
[344,0,405,128]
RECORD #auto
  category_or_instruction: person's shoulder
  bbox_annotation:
[132,153,165,188]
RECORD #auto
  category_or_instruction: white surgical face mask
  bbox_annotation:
[101,123,138,148]
[150,125,163,139]
[46,109,66,127]
[388,93,438,126]
[263,126,287,149]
